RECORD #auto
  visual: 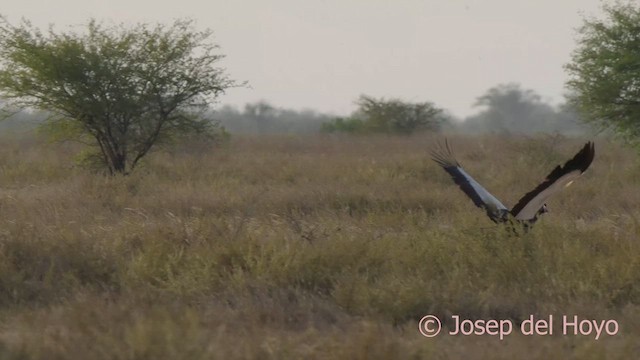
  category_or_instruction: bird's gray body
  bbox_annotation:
[455,166,510,221]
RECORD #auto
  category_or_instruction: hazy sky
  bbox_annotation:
[4,0,606,118]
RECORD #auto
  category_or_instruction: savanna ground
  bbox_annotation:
[0,133,638,359]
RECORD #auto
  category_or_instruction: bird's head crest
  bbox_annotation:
[538,203,549,215]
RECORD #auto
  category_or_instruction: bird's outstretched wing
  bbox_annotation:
[431,139,508,222]
[511,141,595,220]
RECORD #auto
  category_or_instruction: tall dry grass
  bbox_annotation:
[0,133,638,359]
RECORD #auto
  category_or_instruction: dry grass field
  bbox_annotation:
[0,133,638,359]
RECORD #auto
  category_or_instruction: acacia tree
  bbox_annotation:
[464,83,555,134]
[566,2,640,144]
[356,95,444,134]
[322,95,444,134]
[0,18,236,174]
[461,83,586,135]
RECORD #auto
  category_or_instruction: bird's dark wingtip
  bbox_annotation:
[579,141,595,173]
[430,138,460,168]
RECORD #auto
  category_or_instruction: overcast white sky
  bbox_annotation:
[3,0,606,118]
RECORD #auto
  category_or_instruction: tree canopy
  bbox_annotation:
[0,18,236,174]
[566,2,640,144]
[322,95,445,135]
[461,83,584,135]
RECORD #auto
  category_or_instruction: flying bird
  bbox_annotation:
[431,140,595,229]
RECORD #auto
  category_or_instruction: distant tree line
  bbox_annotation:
[211,87,588,136]
[213,101,333,134]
